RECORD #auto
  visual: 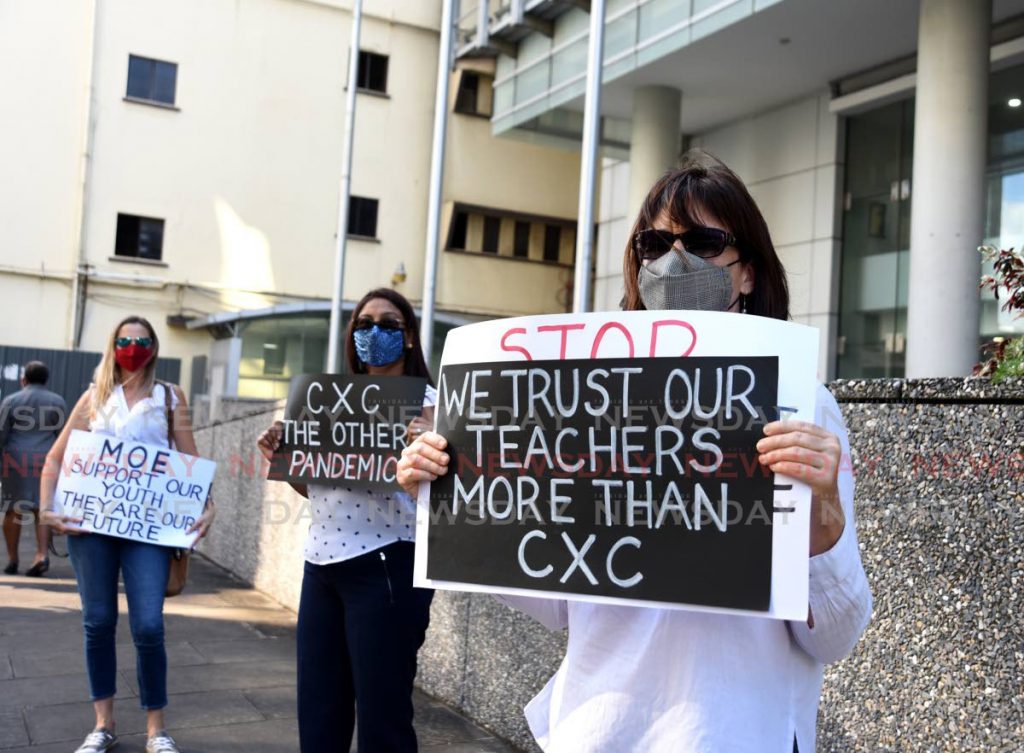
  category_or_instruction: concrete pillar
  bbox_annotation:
[905,0,990,377]
[627,86,683,219]
[593,86,682,311]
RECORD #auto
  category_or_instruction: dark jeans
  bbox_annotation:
[67,533,172,709]
[297,541,434,753]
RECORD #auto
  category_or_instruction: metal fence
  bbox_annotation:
[0,344,181,409]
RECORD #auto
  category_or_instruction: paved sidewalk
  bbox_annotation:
[0,535,514,753]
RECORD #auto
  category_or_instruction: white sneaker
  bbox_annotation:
[145,732,180,753]
[74,728,118,753]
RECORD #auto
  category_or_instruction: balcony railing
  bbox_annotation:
[457,0,587,59]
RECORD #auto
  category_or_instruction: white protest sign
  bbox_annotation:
[414,310,819,621]
[54,430,215,549]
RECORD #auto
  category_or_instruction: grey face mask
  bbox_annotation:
[638,248,738,311]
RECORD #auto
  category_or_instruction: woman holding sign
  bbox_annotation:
[257,288,435,753]
[398,153,872,753]
[40,316,215,753]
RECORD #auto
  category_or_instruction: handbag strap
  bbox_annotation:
[159,382,188,559]
[160,381,175,449]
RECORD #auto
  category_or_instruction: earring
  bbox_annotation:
[740,294,748,314]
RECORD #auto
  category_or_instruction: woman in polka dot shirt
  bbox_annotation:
[257,288,435,753]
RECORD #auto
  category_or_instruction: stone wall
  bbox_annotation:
[193,379,1024,752]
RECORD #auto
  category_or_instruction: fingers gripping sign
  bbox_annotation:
[398,432,450,497]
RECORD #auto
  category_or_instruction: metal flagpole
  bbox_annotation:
[326,0,364,373]
[420,0,459,363]
[572,0,606,314]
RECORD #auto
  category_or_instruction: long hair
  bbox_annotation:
[92,315,160,413]
[622,150,790,320]
[344,288,434,385]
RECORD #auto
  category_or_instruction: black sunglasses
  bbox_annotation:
[632,227,739,262]
[114,336,154,348]
[353,318,405,332]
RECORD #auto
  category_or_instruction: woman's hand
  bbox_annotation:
[756,419,846,556]
[39,508,86,536]
[405,415,432,445]
[187,498,216,544]
[397,431,450,497]
[256,421,284,463]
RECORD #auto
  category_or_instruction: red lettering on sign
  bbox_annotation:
[538,323,586,360]
[500,327,532,361]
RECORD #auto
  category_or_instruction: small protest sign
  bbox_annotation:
[54,430,215,548]
[414,311,819,620]
[269,374,428,492]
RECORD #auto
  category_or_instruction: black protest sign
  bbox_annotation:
[270,374,427,491]
[425,357,778,611]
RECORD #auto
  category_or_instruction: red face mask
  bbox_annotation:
[115,345,154,373]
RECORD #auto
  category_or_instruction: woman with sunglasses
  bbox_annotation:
[39,315,215,753]
[397,153,872,753]
[256,288,435,753]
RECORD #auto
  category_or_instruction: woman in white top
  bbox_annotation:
[397,152,873,753]
[40,315,215,753]
[257,288,436,753]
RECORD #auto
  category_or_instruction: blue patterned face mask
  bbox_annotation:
[353,325,406,367]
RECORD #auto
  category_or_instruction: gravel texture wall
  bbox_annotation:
[193,379,1023,752]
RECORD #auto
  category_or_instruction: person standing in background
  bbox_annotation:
[0,360,66,576]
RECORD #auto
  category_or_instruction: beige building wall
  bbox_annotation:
[437,64,582,316]
[0,0,583,394]
[0,0,92,350]
[596,92,843,380]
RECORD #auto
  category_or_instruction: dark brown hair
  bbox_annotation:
[344,288,433,385]
[621,150,790,320]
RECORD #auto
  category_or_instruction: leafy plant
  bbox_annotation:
[975,245,1024,382]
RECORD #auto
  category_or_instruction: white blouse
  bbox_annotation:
[304,385,436,565]
[89,383,178,448]
[496,384,873,753]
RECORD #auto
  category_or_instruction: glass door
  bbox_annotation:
[837,100,915,378]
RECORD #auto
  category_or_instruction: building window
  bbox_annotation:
[262,342,285,376]
[837,59,1024,378]
[357,51,389,94]
[115,213,164,260]
[543,225,561,263]
[444,204,574,265]
[482,216,501,254]
[449,210,469,250]
[513,221,530,258]
[126,55,177,106]
[348,196,379,239]
[455,71,494,117]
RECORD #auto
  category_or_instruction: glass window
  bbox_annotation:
[238,316,330,400]
[513,221,530,258]
[838,60,1024,377]
[482,216,501,253]
[348,196,379,239]
[357,51,389,94]
[456,71,479,111]
[449,210,469,249]
[837,100,913,378]
[126,55,177,105]
[115,213,165,261]
[544,224,561,263]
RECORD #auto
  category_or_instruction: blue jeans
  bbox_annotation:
[297,542,433,753]
[67,533,172,710]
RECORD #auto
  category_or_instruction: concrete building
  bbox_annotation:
[0,0,581,401]
[457,0,1024,379]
